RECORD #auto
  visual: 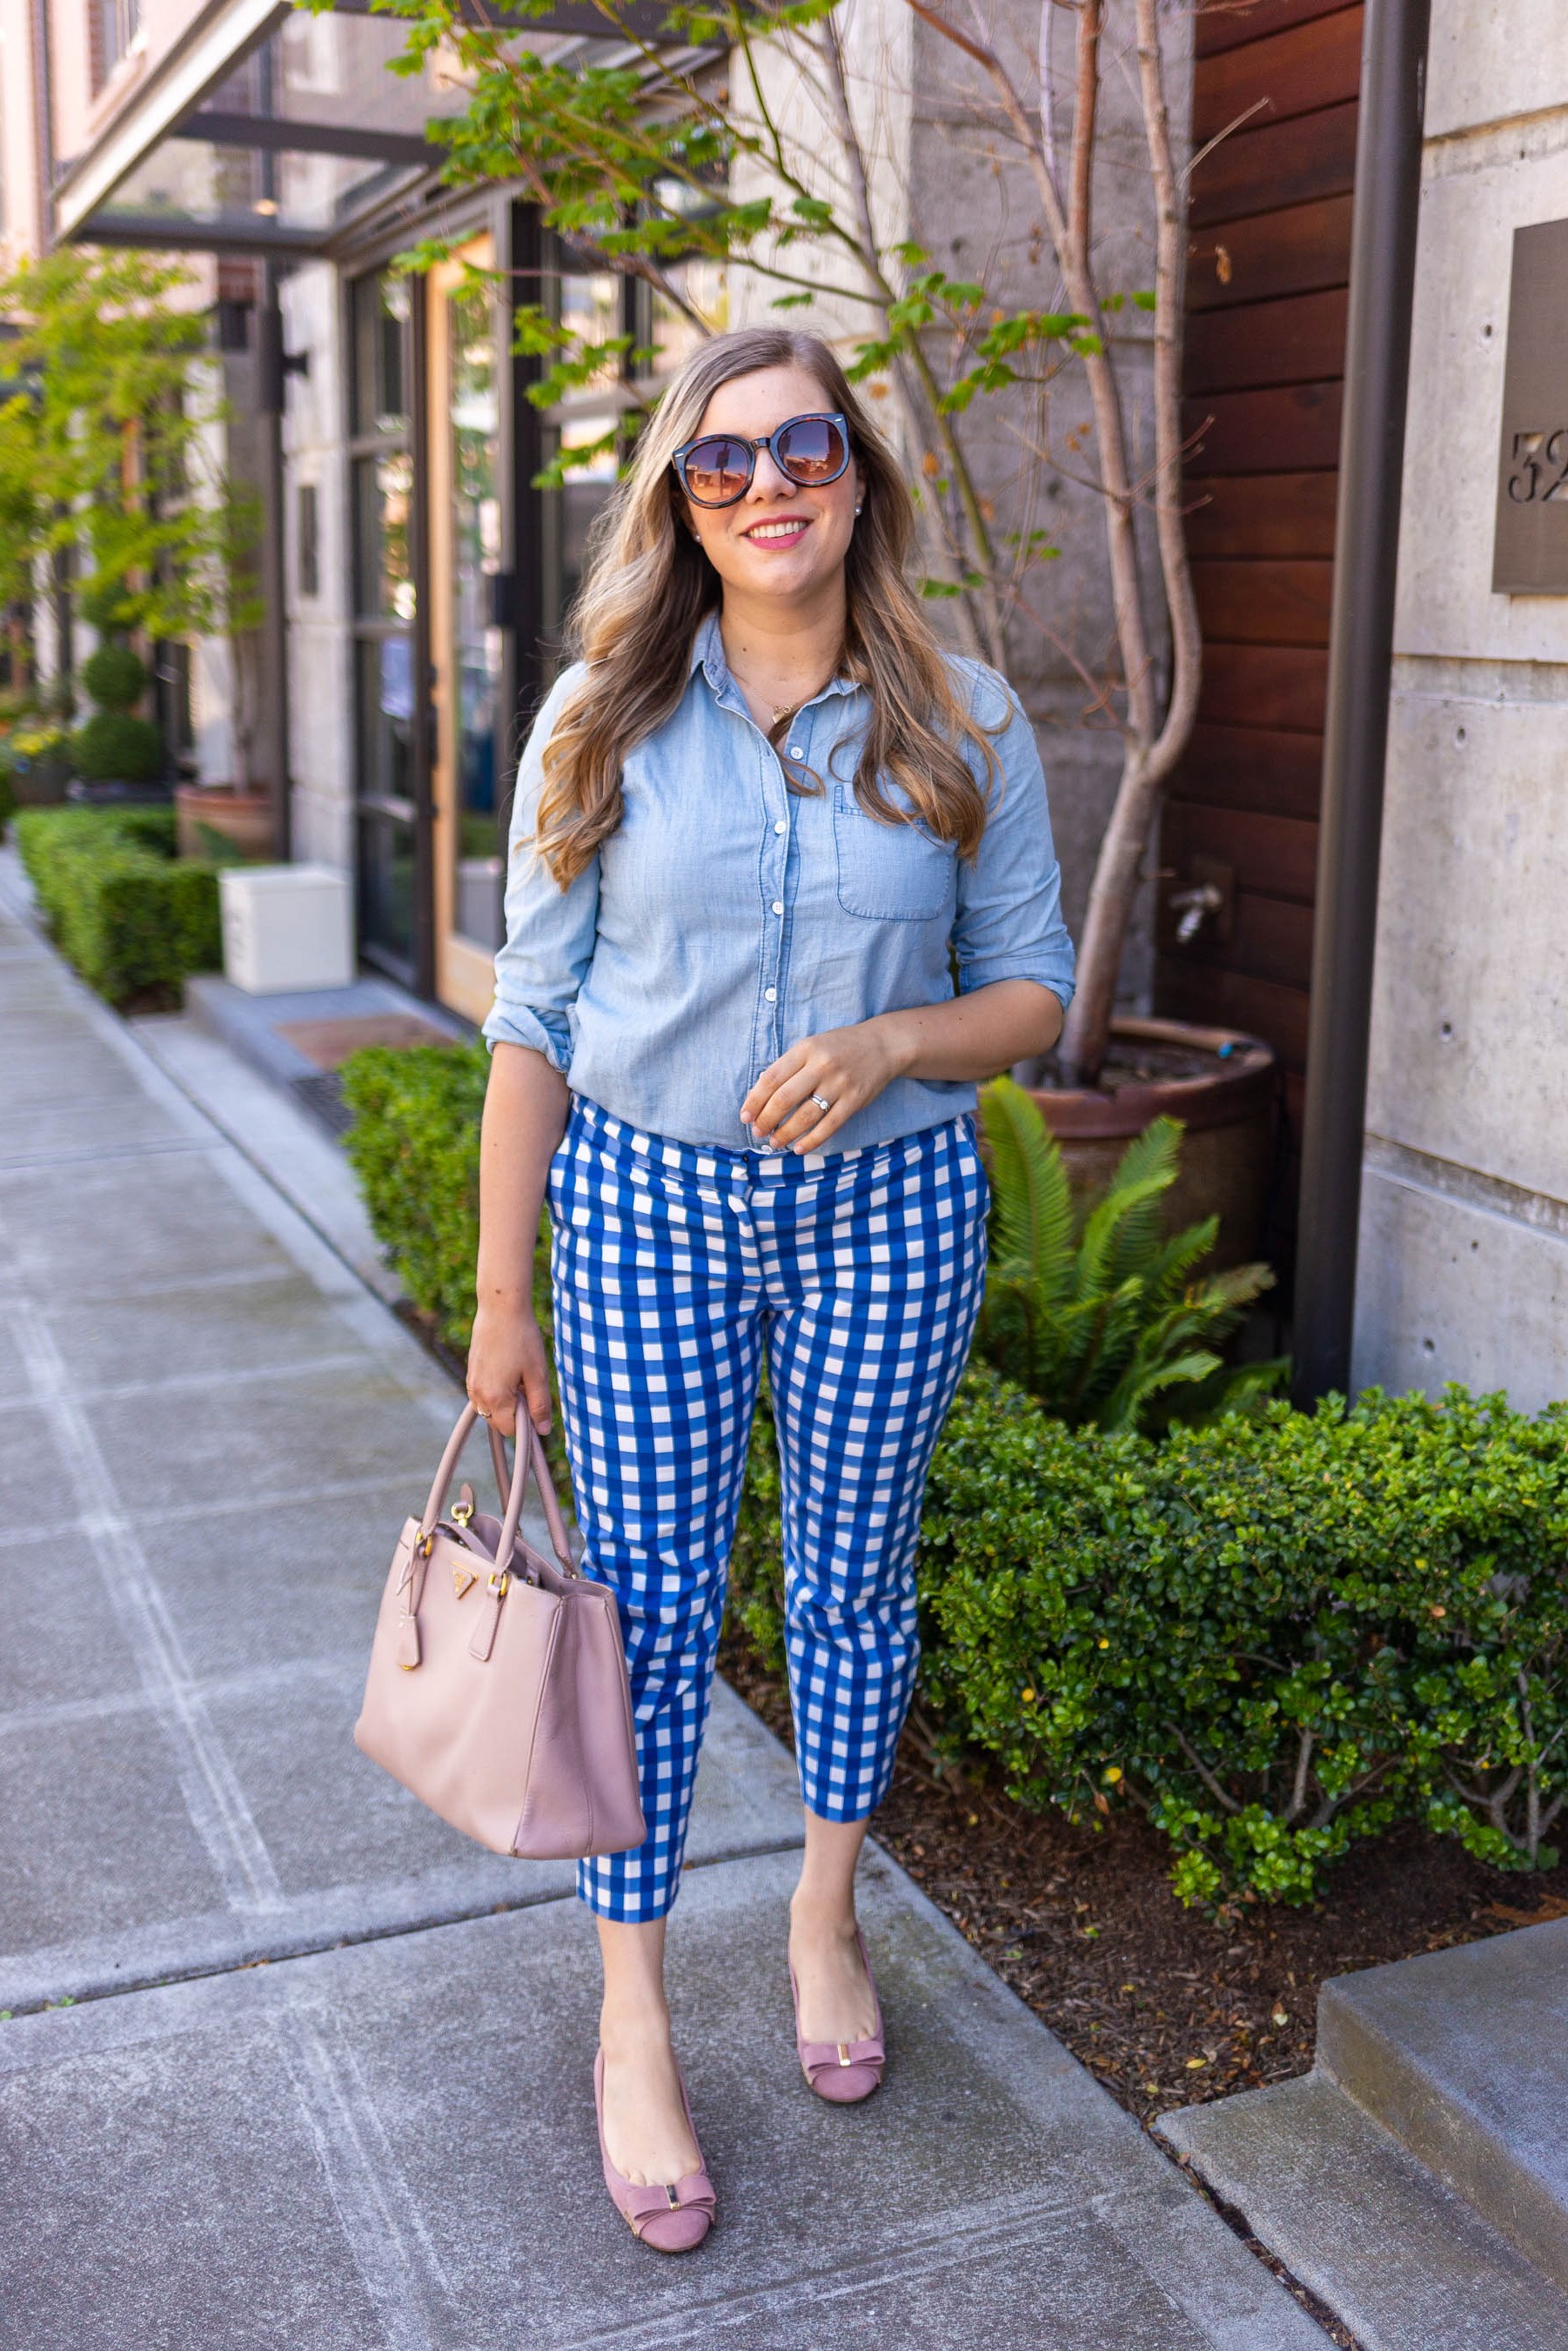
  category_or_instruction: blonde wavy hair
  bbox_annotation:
[533,326,1001,889]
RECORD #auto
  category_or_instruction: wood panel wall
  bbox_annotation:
[1156,0,1363,1246]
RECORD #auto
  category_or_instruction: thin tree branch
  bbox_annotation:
[814,10,1002,660]
[1286,1726,1316,1825]
[1166,1723,1242,1817]
[1039,0,1064,212]
[1182,96,1272,187]
[1058,0,1202,1080]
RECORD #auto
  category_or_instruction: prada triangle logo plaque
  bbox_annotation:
[452,1565,478,1600]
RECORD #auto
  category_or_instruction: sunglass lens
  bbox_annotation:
[682,437,752,505]
[775,416,846,484]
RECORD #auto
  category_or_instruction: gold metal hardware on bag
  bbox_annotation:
[487,1571,510,1598]
[452,1566,478,1600]
[451,1498,474,1529]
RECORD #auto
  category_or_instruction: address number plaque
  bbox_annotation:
[1493,217,1568,594]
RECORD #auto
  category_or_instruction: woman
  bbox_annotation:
[469,325,1075,2250]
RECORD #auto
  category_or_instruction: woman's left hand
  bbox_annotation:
[741,1019,907,1154]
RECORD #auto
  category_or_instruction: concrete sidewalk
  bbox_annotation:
[0,856,1329,2349]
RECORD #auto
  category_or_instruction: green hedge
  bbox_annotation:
[339,1043,1568,1909]
[339,1040,566,1484]
[731,1370,1568,1906]
[339,1041,496,1350]
[15,805,219,1003]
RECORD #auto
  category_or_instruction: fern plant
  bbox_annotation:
[975,1078,1282,1432]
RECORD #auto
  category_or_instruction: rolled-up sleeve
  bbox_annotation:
[483,664,600,1068]
[952,666,1076,1012]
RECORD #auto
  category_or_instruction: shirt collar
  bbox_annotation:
[687,608,857,705]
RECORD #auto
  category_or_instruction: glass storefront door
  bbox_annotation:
[426,238,507,1021]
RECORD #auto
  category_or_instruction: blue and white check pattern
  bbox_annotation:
[550,1095,989,1922]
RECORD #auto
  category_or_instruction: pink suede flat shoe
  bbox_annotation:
[593,2047,716,2254]
[789,1926,885,2104]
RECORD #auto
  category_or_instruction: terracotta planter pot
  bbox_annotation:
[175,785,276,862]
[1024,1016,1277,1272]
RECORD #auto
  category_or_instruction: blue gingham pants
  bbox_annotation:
[549,1095,989,1922]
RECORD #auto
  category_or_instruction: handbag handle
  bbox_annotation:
[486,1417,575,1572]
[417,1402,575,1574]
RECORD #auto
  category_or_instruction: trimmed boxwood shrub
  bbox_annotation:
[339,1038,565,1479]
[340,1041,495,1349]
[338,1046,1568,1909]
[729,1370,1568,1906]
[71,710,163,785]
[71,641,161,785]
[16,805,219,1003]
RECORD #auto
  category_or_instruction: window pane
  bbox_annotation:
[352,272,410,438]
[98,137,417,238]
[650,259,727,378]
[546,417,620,635]
[356,637,417,807]
[357,809,418,969]
[352,450,414,620]
[558,267,623,394]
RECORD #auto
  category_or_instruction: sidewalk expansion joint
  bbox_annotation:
[4,1286,286,1912]
[1162,2146,1365,2351]
[1,1836,807,2021]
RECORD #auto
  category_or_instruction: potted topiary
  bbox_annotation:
[66,640,165,804]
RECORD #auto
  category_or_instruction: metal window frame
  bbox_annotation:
[345,259,430,992]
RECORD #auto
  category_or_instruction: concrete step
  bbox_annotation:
[1159,2072,1568,2351]
[1317,1919,1568,2296]
[184,970,468,1104]
[1157,1919,1568,2351]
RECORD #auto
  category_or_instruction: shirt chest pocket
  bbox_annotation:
[833,784,955,921]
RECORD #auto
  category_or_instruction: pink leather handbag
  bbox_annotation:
[355,1403,645,1859]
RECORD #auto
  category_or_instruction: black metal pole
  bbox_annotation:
[1290,0,1431,1407]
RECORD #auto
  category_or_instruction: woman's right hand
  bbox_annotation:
[467,1297,553,1438]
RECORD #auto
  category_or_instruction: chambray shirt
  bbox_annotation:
[484,611,1075,1155]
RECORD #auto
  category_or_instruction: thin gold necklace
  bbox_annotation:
[728,647,843,740]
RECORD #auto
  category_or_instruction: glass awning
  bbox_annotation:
[54,0,699,259]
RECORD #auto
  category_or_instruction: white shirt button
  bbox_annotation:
[774,818,787,834]
[764,987,777,1001]
[771,900,784,915]
[788,746,803,760]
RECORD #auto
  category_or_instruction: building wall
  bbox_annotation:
[0,0,44,263]
[49,0,205,170]
[280,261,354,871]
[1354,0,1568,1411]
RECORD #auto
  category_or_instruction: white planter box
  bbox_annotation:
[220,864,354,995]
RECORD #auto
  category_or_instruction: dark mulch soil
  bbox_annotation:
[720,1630,1568,2124]
[720,1630,1568,2349]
